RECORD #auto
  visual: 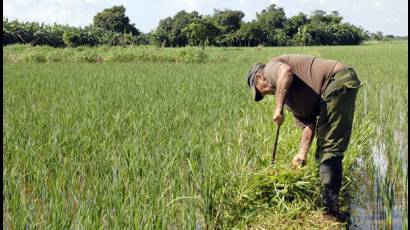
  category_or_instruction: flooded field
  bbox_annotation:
[3,42,407,228]
[348,120,408,229]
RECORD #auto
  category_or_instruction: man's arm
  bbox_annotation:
[273,64,293,126]
[292,123,316,168]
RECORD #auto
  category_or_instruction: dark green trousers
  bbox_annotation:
[316,68,361,213]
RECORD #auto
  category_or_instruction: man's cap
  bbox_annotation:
[246,63,265,102]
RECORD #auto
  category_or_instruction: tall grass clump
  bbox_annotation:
[3,45,211,64]
[176,48,208,63]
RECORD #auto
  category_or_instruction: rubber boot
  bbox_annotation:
[319,156,344,219]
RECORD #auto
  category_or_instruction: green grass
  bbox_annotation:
[3,42,408,229]
[2,45,219,64]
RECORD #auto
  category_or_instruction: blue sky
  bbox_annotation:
[3,0,408,36]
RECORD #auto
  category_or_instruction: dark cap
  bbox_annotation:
[246,63,265,102]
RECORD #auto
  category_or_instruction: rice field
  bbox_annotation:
[3,42,408,229]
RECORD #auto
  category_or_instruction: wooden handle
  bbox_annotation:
[271,96,286,165]
[271,124,281,165]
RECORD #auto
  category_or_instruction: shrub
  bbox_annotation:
[106,52,138,62]
[176,48,208,63]
[75,52,103,63]
[46,50,64,63]
[24,52,47,63]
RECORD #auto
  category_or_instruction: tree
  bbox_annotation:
[284,12,308,36]
[384,34,395,40]
[182,18,220,49]
[212,9,244,33]
[310,10,327,24]
[93,5,140,36]
[272,29,289,46]
[155,17,174,47]
[371,31,384,41]
[3,7,368,48]
[255,4,287,45]
[310,10,342,24]
[235,21,266,46]
[292,22,364,46]
[329,11,343,24]
[292,25,313,46]
[62,26,100,47]
[256,4,286,29]
[171,10,200,46]
[153,10,200,47]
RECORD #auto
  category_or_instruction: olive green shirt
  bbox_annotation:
[263,54,339,127]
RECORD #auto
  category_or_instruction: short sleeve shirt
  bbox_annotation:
[263,54,338,127]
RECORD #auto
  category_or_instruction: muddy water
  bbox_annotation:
[349,206,403,229]
[348,139,408,230]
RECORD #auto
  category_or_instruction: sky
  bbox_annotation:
[3,0,408,36]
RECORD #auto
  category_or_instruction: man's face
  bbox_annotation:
[255,73,274,96]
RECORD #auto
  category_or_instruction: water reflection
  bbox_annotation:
[348,147,407,230]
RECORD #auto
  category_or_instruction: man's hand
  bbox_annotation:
[292,154,307,169]
[273,108,284,126]
[292,123,315,169]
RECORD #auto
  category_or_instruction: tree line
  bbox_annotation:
[2,4,405,48]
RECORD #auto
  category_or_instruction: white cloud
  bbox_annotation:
[4,3,13,15]
[84,0,98,4]
[351,3,362,11]
[371,0,384,8]
[295,0,313,3]
[385,17,400,23]
[14,0,31,6]
[178,0,200,11]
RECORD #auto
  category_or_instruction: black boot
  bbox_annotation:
[319,156,346,221]
[323,187,340,214]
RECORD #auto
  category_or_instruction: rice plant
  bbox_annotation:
[3,41,407,229]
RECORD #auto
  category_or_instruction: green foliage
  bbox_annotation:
[359,31,408,42]
[105,50,176,63]
[61,28,100,48]
[284,12,308,36]
[3,4,372,48]
[45,50,64,63]
[256,4,287,31]
[23,52,47,63]
[310,10,343,25]
[292,27,313,46]
[172,11,200,46]
[272,29,290,46]
[182,18,220,49]
[3,18,66,47]
[93,5,140,35]
[3,8,143,48]
[74,52,102,63]
[62,31,78,47]
[153,11,201,47]
[212,9,245,34]
[3,45,215,64]
[235,21,266,46]
[293,22,364,46]
[254,4,287,46]
[176,47,208,62]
